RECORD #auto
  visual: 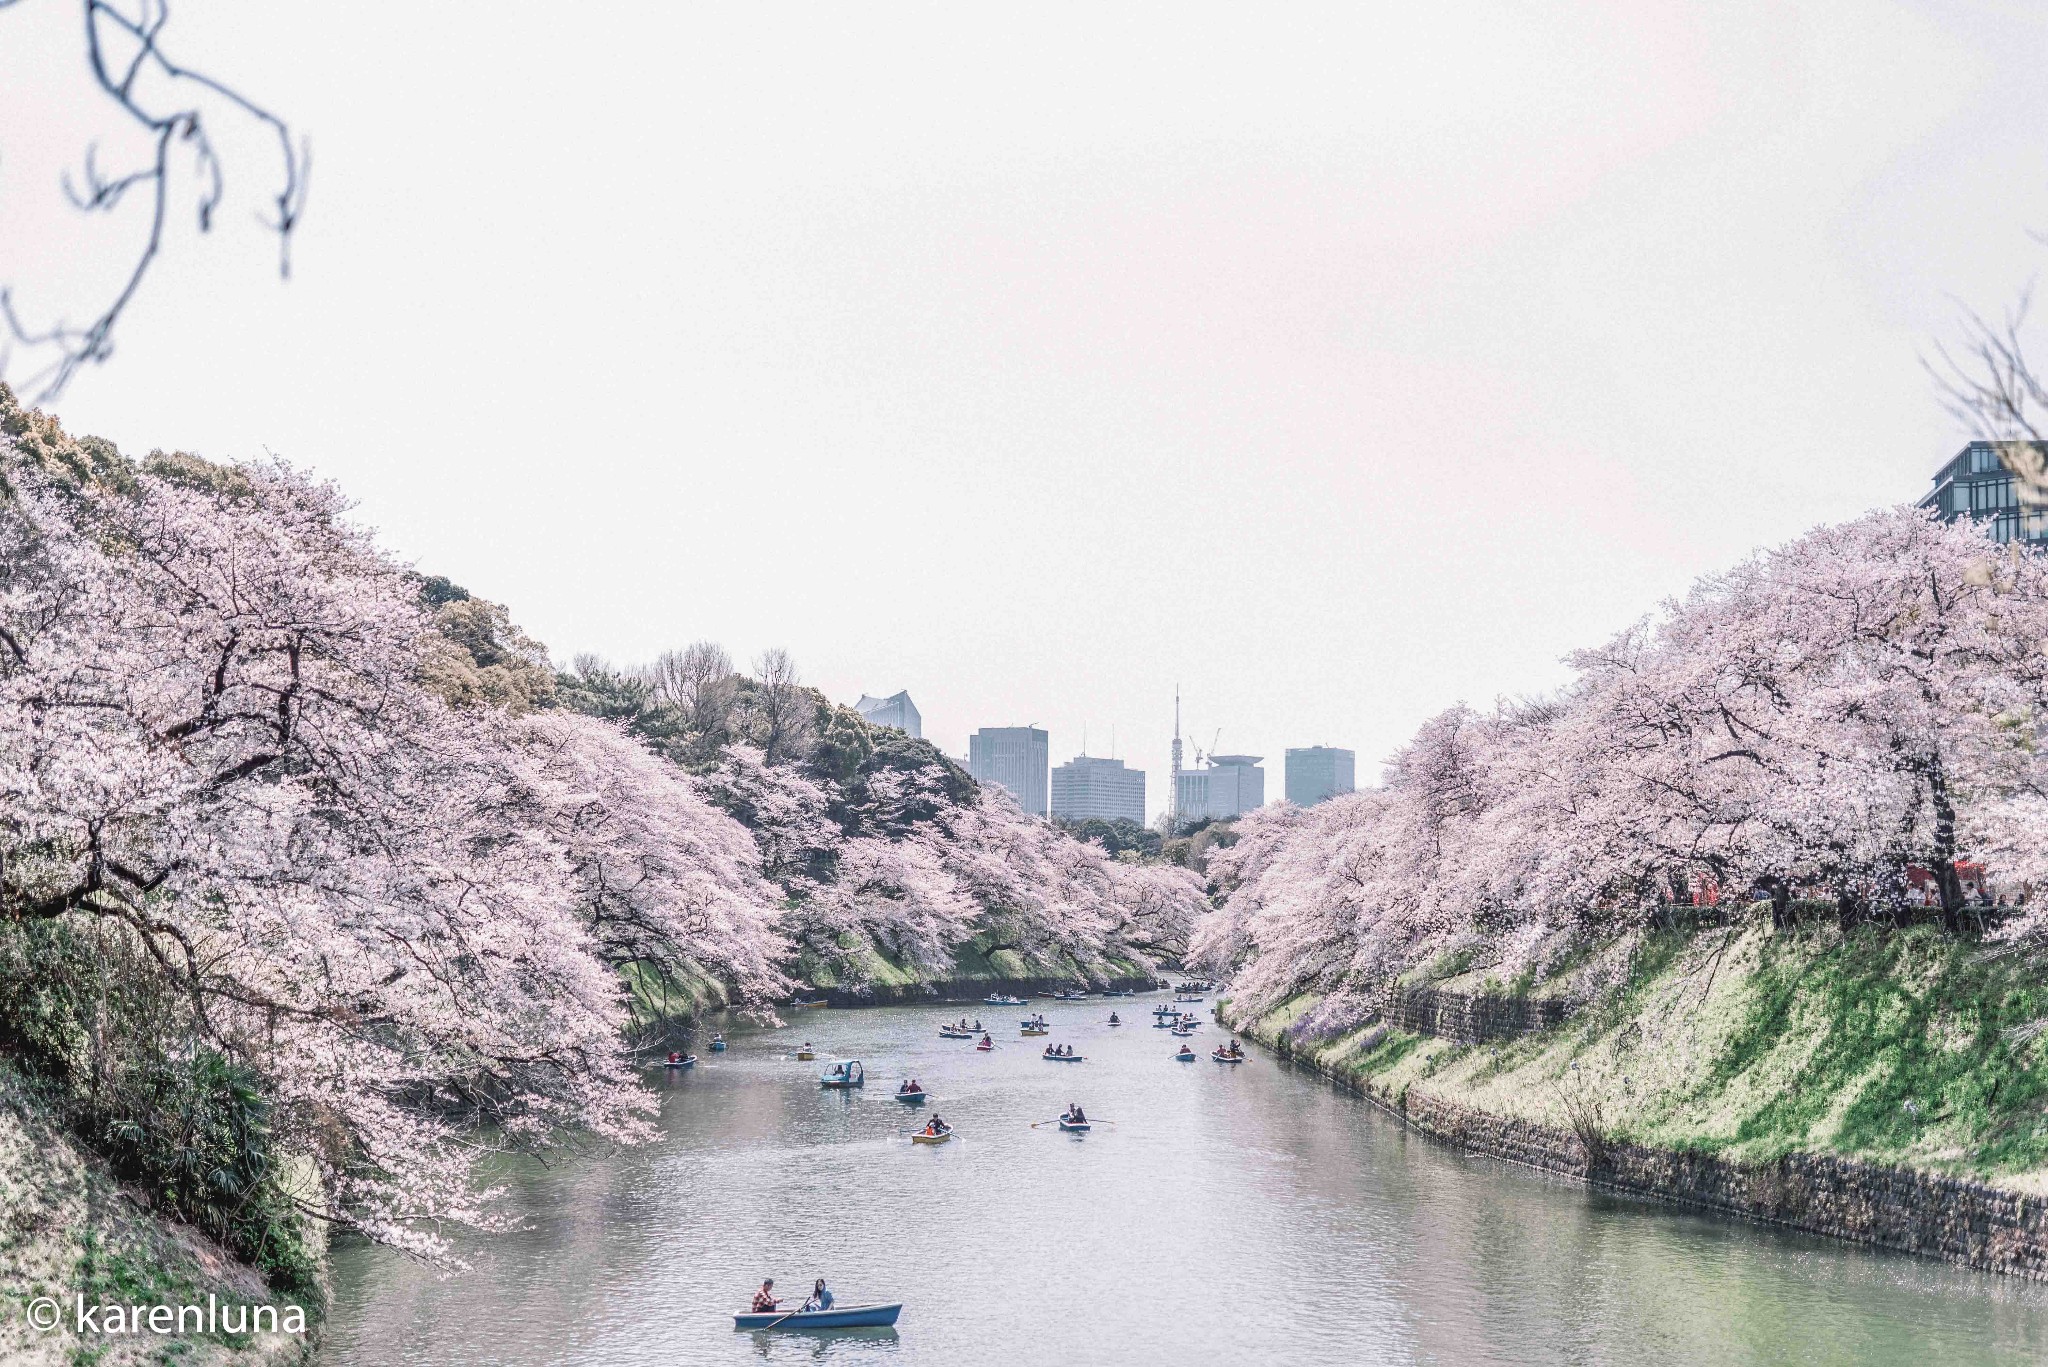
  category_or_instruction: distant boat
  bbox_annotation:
[976,1040,994,1051]
[911,1128,953,1145]
[819,1060,865,1089]
[1176,1051,1197,1061]
[1021,1028,1049,1037]
[938,1028,975,1039]
[984,994,1026,1006]
[894,1087,928,1104]
[663,1055,697,1069]
[709,1038,727,1052]
[1042,1052,1085,1063]
[790,997,830,1009]
[1212,1050,1245,1064]
[1057,1116,1092,1132]
[734,1303,903,1330]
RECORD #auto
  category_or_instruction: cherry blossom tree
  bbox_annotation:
[1198,507,2048,1020]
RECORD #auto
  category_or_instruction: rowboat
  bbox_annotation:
[976,1041,994,1051]
[819,1060,865,1089]
[911,1129,953,1145]
[1175,995,1204,1003]
[1042,1053,1085,1063]
[984,994,1026,1006]
[733,1302,904,1330]
[1017,1018,1050,1029]
[1211,1051,1245,1064]
[1175,1049,1197,1061]
[938,1029,975,1039]
[790,998,830,1009]
[709,1040,727,1052]
[895,1088,928,1103]
[1057,1117,1091,1132]
[795,1050,817,1061]
[1106,1020,1122,1027]
[1021,1027,1048,1037]
[1052,990,1088,1001]
[663,1055,697,1069]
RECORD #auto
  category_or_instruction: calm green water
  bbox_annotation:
[325,993,2048,1365]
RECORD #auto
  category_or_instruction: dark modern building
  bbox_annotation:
[1918,440,2048,547]
[1285,746,1356,806]
[969,726,1050,816]
[1050,755,1146,824]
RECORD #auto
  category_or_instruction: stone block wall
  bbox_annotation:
[1380,986,1573,1043]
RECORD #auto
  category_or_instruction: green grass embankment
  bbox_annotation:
[0,1064,318,1366]
[1235,919,2048,1189]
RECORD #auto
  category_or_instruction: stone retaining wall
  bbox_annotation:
[1380,985,1573,1043]
[1229,1003,2048,1279]
[809,975,1160,1008]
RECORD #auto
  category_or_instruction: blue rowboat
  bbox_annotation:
[663,1055,697,1069]
[1057,1117,1091,1132]
[894,1088,928,1104]
[734,1303,903,1330]
[1175,1050,1197,1061]
[709,1040,727,1052]
[1042,1053,1085,1063]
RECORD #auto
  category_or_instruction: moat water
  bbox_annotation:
[325,993,2048,1365]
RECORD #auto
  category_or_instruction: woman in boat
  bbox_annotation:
[803,1279,833,1312]
[752,1280,779,1313]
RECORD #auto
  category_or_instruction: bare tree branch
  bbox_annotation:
[0,0,308,401]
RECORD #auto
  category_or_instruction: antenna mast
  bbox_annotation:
[1170,686,1183,825]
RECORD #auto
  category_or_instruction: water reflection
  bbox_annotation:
[326,996,2048,1366]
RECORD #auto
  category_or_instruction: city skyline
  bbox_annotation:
[23,2,2046,846]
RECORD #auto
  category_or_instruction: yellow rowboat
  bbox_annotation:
[911,1129,954,1145]
[795,1050,816,1061]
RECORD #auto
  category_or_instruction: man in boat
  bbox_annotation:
[1067,1103,1086,1124]
[1108,1012,1120,1024]
[752,1279,779,1313]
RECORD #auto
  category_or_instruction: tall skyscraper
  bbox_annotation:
[854,690,922,738]
[969,726,1050,815]
[1919,441,2048,547]
[1177,754,1264,820]
[1051,755,1145,824]
[1285,746,1355,806]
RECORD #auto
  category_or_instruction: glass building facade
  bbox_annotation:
[969,726,1050,816]
[1285,746,1356,806]
[1050,756,1146,824]
[1918,441,2048,546]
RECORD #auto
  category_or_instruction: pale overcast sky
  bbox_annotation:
[6,1,2048,817]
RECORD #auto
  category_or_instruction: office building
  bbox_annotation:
[1285,746,1355,807]
[854,690,922,738]
[1051,756,1146,824]
[1919,441,2048,547]
[1176,754,1264,820]
[969,726,1049,815]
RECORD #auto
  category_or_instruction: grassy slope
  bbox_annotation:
[0,1066,316,1366]
[1237,919,2048,1192]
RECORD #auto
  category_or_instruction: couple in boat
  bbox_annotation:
[1216,1041,1244,1059]
[1062,1102,1088,1125]
[897,1078,925,1095]
[751,1277,834,1314]
[953,1016,982,1031]
[1043,1042,1074,1058]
